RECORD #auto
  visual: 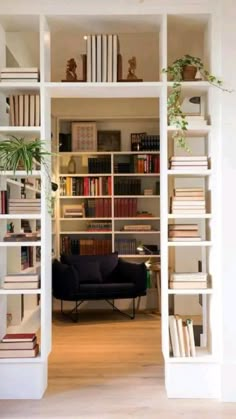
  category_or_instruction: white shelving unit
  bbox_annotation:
[0,5,222,401]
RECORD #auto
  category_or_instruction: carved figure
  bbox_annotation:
[127,56,138,80]
[66,58,78,81]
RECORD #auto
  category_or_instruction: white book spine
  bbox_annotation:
[186,319,196,357]
[96,34,102,83]
[86,35,92,82]
[91,35,96,82]
[112,34,118,82]
[108,34,113,83]
[35,95,40,126]
[14,95,19,126]
[19,95,24,126]
[102,34,107,82]
[29,95,35,126]
[169,315,180,357]
[24,95,29,127]
[176,316,185,357]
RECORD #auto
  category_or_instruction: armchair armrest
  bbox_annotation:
[117,259,147,292]
[52,259,79,299]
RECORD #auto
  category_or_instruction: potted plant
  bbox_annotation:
[0,136,57,211]
[162,54,231,149]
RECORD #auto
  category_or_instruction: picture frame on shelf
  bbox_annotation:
[97,130,121,152]
[72,122,97,151]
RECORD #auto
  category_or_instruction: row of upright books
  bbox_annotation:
[88,157,111,173]
[86,221,112,232]
[169,272,208,290]
[169,155,208,171]
[170,187,206,214]
[130,134,160,152]
[60,236,112,255]
[84,198,111,218]
[21,246,34,270]
[0,333,39,358]
[169,316,196,358]
[3,273,39,290]
[86,34,119,82]
[114,198,138,217]
[115,239,137,255]
[115,154,160,174]
[1,67,39,83]
[168,224,201,241]
[9,94,40,126]
[60,176,112,197]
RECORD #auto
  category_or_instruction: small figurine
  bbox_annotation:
[127,56,138,80]
[7,222,14,233]
[66,58,78,81]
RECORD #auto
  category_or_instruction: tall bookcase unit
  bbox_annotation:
[0,15,51,399]
[0,8,221,400]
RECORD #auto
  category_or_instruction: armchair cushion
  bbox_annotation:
[52,259,79,298]
[73,260,103,284]
[61,252,118,280]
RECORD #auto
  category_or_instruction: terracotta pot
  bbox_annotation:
[182,65,197,81]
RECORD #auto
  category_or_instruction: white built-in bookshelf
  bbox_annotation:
[0,8,221,400]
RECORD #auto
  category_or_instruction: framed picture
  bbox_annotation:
[97,130,121,152]
[72,122,97,151]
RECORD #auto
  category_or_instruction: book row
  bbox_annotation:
[60,236,112,255]
[130,134,160,152]
[9,94,40,127]
[169,315,196,357]
[86,34,119,83]
[169,155,208,170]
[114,154,160,174]
[88,157,111,173]
[60,176,112,197]
[169,272,208,290]
[168,224,201,242]
[3,273,39,290]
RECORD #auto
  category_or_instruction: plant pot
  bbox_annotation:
[182,65,197,81]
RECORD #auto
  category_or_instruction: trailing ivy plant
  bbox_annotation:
[162,54,232,150]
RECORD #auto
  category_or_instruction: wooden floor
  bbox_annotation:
[1,311,236,418]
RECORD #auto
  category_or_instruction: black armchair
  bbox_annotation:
[52,253,147,321]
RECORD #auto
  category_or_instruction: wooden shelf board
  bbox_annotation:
[0,214,41,220]
[0,241,41,247]
[60,217,111,220]
[0,288,41,295]
[168,214,212,219]
[168,170,212,176]
[59,195,111,199]
[168,241,212,247]
[119,254,160,258]
[59,231,112,235]
[114,217,160,220]
[0,170,41,177]
[115,231,160,234]
[115,195,160,198]
[114,173,160,177]
[59,151,160,156]
[168,289,213,295]
[0,127,41,134]
[59,173,110,177]
[45,81,163,98]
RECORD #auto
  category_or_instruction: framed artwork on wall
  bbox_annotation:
[97,130,121,151]
[72,122,97,151]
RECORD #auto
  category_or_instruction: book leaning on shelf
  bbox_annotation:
[0,333,39,358]
[169,315,196,357]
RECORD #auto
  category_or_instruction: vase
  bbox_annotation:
[67,156,76,174]
[182,65,197,81]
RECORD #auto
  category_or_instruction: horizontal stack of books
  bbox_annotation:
[0,333,39,358]
[9,94,40,126]
[169,272,208,289]
[63,204,85,218]
[86,221,112,231]
[86,34,119,82]
[168,224,201,241]
[8,199,41,214]
[3,273,39,290]
[172,115,207,128]
[171,187,206,214]
[169,156,208,170]
[122,224,152,231]
[4,232,40,242]
[169,315,196,357]
[1,67,39,82]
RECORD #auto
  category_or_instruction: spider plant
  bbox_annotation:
[0,136,50,173]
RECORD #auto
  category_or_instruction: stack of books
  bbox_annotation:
[63,204,85,218]
[8,199,41,214]
[3,273,39,290]
[168,224,201,241]
[122,224,152,231]
[86,34,119,82]
[9,94,40,127]
[0,333,39,358]
[171,187,206,214]
[169,272,208,289]
[169,156,208,171]
[4,232,40,242]
[0,67,39,82]
[169,315,196,357]
[172,115,208,128]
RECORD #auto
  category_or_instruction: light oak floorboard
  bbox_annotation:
[0,311,236,418]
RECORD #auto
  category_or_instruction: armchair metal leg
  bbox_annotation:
[105,298,136,320]
[60,300,84,322]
